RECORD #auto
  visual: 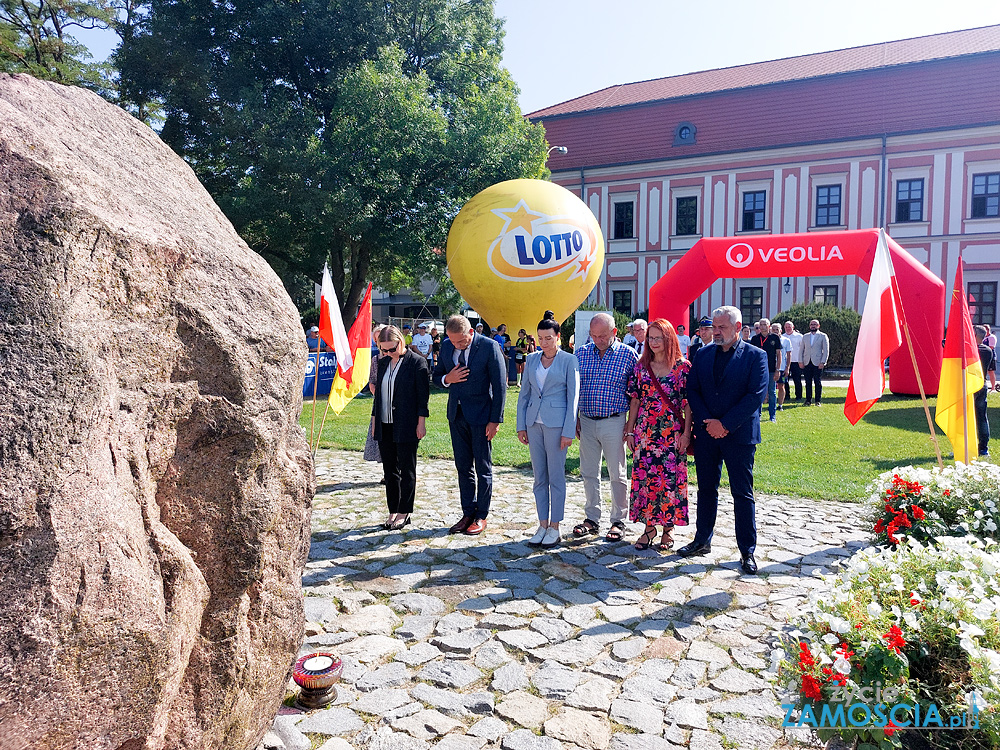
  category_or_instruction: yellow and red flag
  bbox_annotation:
[329,283,373,415]
[935,261,984,462]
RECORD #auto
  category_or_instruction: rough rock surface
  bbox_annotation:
[0,74,313,749]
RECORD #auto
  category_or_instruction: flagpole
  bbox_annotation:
[889,268,945,469]
[959,255,971,465]
[315,399,332,459]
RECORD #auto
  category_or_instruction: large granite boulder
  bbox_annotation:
[0,74,314,749]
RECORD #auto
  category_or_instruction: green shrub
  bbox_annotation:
[773,301,862,368]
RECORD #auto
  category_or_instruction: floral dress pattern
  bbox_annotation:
[626,360,690,527]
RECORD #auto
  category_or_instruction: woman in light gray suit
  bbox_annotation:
[516,317,580,548]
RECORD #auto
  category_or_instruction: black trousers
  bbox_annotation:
[449,405,493,519]
[379,423,418,514]
[789,362,803,400]
[692,432,758,556]
[975,387,990,455]
[803,363,823,403]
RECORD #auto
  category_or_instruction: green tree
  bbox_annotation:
[0,0,114,86]
[117,0,549,325]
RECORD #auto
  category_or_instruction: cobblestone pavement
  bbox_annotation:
[263,449,869,750]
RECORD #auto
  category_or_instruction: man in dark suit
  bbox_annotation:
[433,315,508,535]
[679,306,768,575]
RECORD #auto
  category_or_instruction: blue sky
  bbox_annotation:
[75,0,1000,115]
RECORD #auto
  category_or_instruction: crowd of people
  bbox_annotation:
[361,307,780,576]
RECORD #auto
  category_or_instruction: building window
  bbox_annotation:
[673,121,697,146]
[675,196,698,236]
[612,290,633,316]
[972,174,1000,218]
[815,185,842,227]
[613,201,634,239]
[741,191,766,231]
[740,287,763,325]
[895,179,924,223]
[968,282,997,326]
[813,285,839,306]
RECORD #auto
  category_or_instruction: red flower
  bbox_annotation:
[884,721,899,737]
[874,519,885,533]
[801,674,823,700]
[797,642,815,669]
[944,489,951,497]
[895,512,911,528]
[912,505,926,520]
[883,624,906,654]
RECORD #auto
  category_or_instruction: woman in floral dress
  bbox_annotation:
[624,318,692,551]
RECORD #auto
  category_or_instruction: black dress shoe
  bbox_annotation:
[677,541,711,557]
[740,553,759,575]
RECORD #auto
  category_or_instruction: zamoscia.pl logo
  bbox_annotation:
[783,700,979,731]
[488,200,598,282]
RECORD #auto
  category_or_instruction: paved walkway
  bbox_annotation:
[264,449,869,750]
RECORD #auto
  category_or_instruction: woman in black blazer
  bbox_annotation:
[372,325,430,530]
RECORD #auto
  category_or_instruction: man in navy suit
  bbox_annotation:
[433,315,508,535]
[680,305,768,575]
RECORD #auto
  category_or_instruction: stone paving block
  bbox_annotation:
[544,707,611,750]
[495,600,543,616]
[295,707,365,736]
[356,662,410,691]
[397,615,438,642]
[340,635,406,663]
[611,637,646,661]
[669,659,707,688]
[500,729,563,750]
[531,662,584,698]
[497,629,549,651]
[366,726,430,750]
[474,640,512,670]
[709,668,768,693]
[599,605,642,626]
[686,641,731,666]
[394,642,442,666]
[564,675,617,711]
[610,699,663,734]
[530,617,577,643]
[708,692,784,719]
[391,709,465,740]
[664,699,708,730]
[482,613,528,631]
[718,717,782,750]
[468,716,509,742]
[418,661,484,689]
[317,738,355,750]
[530,639,605,666]
[272,716,312,750]
[688,729,723,750]
[586,659,638,680]
[432,628,492,654]
[619,675,677,708]
[434,735,488,750]
[435,613,479,635]
[457,597,496,613]
[492,661,529,693]
[303,597,339,623]
[609,733,681,750]
[578,622,632,645]
[496,690,550,729]
[554,588,600,606]
[561,605,598,627]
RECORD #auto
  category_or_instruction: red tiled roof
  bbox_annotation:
[528,25,1000,118]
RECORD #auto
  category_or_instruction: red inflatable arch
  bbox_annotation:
[648,229,945,395]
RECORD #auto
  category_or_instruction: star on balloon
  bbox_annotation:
[493,201,543,235]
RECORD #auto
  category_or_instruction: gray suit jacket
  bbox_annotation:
[799,330,830,366]
[516,350,580,439]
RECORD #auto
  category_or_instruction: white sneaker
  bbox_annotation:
[528,526,546,546]
[541,527,561,548]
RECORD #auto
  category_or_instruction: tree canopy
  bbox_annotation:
[117,0,549,324]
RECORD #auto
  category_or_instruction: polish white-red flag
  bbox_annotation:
[317,264,353,372]
[844,229,903,424]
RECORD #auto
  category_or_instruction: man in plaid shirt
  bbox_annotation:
[571,313,639,542]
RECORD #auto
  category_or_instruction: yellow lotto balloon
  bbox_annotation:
[447,179,605,338]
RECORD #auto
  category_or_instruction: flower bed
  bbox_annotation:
[867,463,1000,548]
[781,536,1000,749]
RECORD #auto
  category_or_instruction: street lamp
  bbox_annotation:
[547,146,568,156]
[783,277,791,293]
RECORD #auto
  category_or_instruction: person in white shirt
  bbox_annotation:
[782,321,804,401]
[676,324,691,358]
[622,322,637,348]
[410,323,433,363]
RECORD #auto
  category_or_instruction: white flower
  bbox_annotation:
[867,602,883,618]
[822,633,840,645]
[959,620,986,639]
[833,656,852,674]
[903,611,920,630]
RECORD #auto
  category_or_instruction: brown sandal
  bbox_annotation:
[573,519,599,537]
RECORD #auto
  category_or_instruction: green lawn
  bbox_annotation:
[302,388,996,502]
